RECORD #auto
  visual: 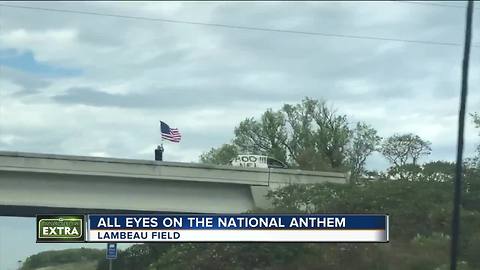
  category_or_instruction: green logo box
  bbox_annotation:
[36,215,85,243]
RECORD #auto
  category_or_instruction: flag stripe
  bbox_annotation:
[160,121,182,143]
[162,133,181,137]
[162,134,180,138]
[162,136,181,140]
[161,133,181,137]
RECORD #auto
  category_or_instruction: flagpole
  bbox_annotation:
[161,120,165,157]
[156,121,165,161]
[161,129,164,160]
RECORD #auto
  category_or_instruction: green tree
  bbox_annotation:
[233,109,288,163]
[381,133,432,167]
[347,122,382,183]
[386,163,423,181]
[201,98,379,174]
[21,248,103,270]
[472,112,480,132]
[470,112,480,167]
[386,161,455,182]
[96,243,174,270]
[422,161,455,182]
[142,177,480,270]
[281,98,352,170]
[200,144,238,165]
[463,163,480,212]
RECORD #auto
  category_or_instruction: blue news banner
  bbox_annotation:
[86,214,389,242]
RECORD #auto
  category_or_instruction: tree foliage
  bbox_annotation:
[281,99,352,170]
[98,159,480,270]
[201,98,381,182]
[381,133,432,167]
[131,168,479,270]
[473,112,480,131]
[199,144,239,165]
[347,122,382,182]
[386,161,455,182]
[21,248,103,270]
[470,112,480,167]
[233,109,288,163]
[96,244,173,270]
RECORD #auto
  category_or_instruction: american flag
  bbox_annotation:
[160,121,182,143]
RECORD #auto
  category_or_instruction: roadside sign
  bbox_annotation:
[106,243,117,259]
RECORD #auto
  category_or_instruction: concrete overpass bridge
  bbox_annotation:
[0,151,346,217]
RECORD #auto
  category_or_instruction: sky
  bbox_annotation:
[0,1,479,269]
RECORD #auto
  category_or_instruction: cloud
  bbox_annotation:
[0,1,479,164]
[0,66,51,95]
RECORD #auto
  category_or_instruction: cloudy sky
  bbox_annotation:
[0,1,479,269]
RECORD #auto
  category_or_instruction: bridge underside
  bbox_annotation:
[0,205,179,217]
[0,151,347,217]
[0,171,255,217]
